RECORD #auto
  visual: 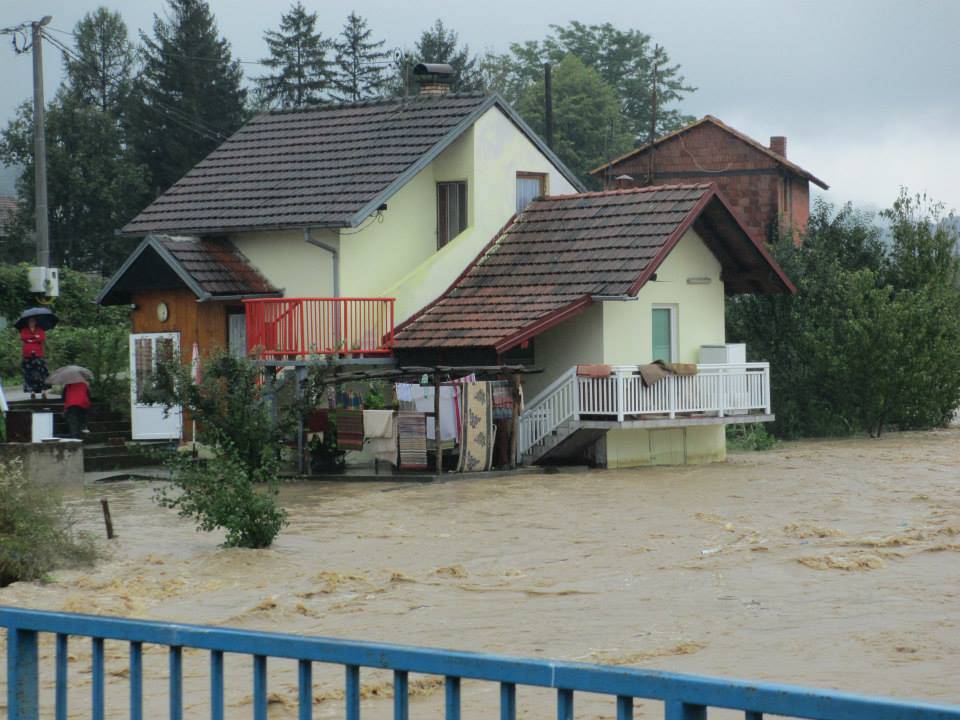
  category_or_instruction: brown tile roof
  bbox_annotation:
[394,184,794,352]
[121,93,580,237]
[158,237,276,296]
[589,115,829,190]
[96,235,278,305]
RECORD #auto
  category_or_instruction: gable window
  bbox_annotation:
[516,172,547,213]
[437,181,468,248]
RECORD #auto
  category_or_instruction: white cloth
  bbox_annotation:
[0,383,8,413]
[363,410,397,466]
[396,384,459,441]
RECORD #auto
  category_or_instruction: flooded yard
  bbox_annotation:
[2,429,959,718]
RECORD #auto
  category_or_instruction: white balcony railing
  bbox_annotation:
[518,363,771,461]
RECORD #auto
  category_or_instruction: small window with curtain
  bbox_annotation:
[437,181,468,248]
[516,172,547,213]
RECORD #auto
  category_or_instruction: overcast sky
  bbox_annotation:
[1,0,958,213]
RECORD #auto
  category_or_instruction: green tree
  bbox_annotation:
[396,19,482,95]
[517,55,631,184]
[332,12,390,102]
[257,2,333,109]
[0,98,149,272]
[63,8,134,114]
[727,193,960,439]
[147,351,288,548]
[129,0,247,194]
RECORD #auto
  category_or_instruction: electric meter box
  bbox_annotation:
[28,266,60,297]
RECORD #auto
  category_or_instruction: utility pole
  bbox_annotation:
[647,44,661,185]
[544,63,554,150]
[32,16,52,269]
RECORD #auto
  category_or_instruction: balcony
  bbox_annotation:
[243,297,395,360]
[519,363,772,462]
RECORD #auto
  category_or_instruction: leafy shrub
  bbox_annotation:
[46,325,130,412]
[155,443,287,549]
[147,350,288,548]
[726,423,778,452]
[0,458,97,586]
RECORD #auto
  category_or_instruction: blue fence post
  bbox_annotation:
[617,695,634,720]
[298,659,313,720]
[55,633,68,720]
[558,688,574,720]
[445,675,461,720]
[254,654,268,720]
[210,650,225,720]
[394,670,409,720]
[169,646,183,720]
[130,641,143,720]
[501,682,517,720]
[92,637,105,720]
[666,701,706,720]
[345,664,360,720]
[7,628,39,720]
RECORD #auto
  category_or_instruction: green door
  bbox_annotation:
[652,307,673,362]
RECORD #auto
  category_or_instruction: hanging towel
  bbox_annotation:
[364,410,397,466]
[336,410,364,450]
[458,381,495,473]
[398,412,428,470]
[665,362,698,376]
[408,386,459,441]
[577,364,613,378]
[638,361,671,387]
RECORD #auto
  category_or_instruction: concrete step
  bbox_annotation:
[81,442,169,473]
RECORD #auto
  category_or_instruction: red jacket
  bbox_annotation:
[20,327,45,358]
[64,382,91,410]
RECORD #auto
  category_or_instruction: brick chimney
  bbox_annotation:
[413,62,454,96]
[769,136,787,158]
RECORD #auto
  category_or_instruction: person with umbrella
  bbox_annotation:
[15,307,57,400]
[48,365,93,437]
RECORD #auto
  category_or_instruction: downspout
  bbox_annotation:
[304,228,340,297]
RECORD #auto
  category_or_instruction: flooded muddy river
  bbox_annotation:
[2,429,959,718]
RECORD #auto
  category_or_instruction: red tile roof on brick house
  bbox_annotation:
[590,115,829,190]
[393,184,794,353]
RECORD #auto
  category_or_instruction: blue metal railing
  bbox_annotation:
[3,607,959,720]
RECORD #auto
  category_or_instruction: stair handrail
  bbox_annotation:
[518,366,580,460]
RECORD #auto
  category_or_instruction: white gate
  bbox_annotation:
[129,332,182,440]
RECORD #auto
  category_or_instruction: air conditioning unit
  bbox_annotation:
[699,343,746,365]
[28,266,60,297]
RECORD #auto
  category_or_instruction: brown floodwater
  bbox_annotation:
[1,429,959,719]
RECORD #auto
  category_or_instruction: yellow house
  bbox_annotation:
[393,184,795,467]
[98,66,794,466]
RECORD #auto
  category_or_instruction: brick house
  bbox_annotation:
[590,116,828,242]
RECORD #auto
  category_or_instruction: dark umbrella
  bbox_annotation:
[14,307,59,331]
[48,365,93,386]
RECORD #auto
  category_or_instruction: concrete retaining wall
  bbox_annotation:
[0,442,84,484]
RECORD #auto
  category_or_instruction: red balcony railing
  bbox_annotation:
[243,297,395,359]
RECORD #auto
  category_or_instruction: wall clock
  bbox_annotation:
[157,301,169,323]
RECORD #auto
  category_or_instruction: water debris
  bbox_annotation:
[783,523,844,539]
[797,553,890,571]
[589,642,707,665]
[432,564,468,578]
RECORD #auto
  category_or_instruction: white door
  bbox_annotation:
[228,313,247,358]
[130,332,183,440]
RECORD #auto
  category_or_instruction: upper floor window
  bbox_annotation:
[516,172,547,213]
[437,181,467,248]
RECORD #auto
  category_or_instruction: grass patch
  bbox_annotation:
[0,458,98,587]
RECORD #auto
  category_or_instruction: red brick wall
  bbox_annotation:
[601,123,810,242]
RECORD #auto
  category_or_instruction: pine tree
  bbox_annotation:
[332,12,390,102]
[257,2,333,109]
[63,8,134,114]
[410,20,482,94]
[128,0,247,195]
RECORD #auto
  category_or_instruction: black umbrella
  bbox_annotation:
[14,307,58,331]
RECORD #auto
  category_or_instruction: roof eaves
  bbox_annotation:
[95,235,153,305]
[346,95,500,227]
[118,218,350,239]
[150,238,213,301]
[493,295,594,354]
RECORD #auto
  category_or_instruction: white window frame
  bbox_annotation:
[651,303,679,363]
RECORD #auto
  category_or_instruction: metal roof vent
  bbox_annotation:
[413,63,454,96]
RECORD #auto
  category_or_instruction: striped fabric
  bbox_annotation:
[398,412,428,471]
